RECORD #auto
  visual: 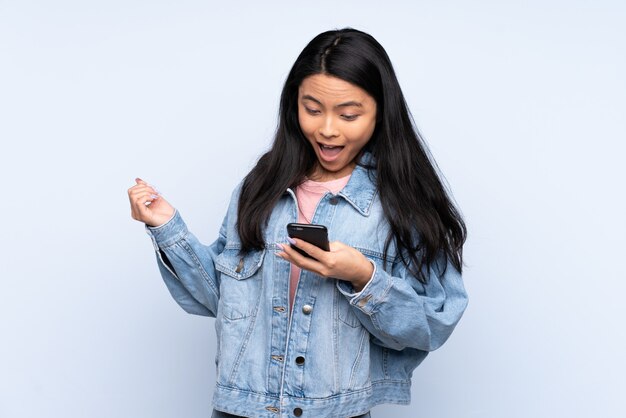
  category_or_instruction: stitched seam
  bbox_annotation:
[157,230,189,249]
[348,328,369,389]
[227,294,261,385]
[353,246,384,259]
[180,240,219,297]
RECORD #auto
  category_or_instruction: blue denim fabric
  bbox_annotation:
[144,152,468,418]
[211,409,371,418]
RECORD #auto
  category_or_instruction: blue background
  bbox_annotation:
[1,1,624,417]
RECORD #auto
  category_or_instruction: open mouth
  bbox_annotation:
[318,143,344,161]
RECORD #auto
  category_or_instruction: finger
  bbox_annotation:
[128,184,159,196]
[281,241,309,262]
[290,238,329,262]
[133,178,162,193]
[131,194,161,219]
[275,245,292,263]
[281,242,326,275]
[132,191,160,209]
[130,193,154,220]
[132,190,159,201]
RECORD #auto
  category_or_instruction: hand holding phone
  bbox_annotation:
[281,223,373,290]
[286,223,330,259]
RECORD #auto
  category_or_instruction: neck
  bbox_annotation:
[308,162,356,182]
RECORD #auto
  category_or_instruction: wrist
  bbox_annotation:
[352,258,375,293]
[147,209,177,229]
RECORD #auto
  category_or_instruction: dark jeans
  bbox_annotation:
[211,409,371,418]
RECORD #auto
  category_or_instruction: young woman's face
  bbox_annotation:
[298,74,377,181]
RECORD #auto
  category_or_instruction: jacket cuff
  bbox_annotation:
[336,258,390,314]
[144,209,188,249]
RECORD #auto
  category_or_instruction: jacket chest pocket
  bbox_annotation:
[215,248,265,320]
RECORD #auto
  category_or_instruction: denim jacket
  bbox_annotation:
[144,153,468,418]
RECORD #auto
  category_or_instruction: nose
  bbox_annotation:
[318,115,339,139]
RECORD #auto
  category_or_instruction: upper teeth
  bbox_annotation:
[322,145,337,149]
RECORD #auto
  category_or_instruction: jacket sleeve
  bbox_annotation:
[144,208,227,317]
[336,254,468,351]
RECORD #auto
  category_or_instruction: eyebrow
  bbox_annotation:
[302,94,362,108]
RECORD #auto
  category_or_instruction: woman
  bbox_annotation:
[128,28,468,418]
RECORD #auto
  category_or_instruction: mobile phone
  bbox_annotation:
[286,223,330,259]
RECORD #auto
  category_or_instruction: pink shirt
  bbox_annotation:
[289,174,352,310]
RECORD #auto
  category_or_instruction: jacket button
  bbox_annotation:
[295,356,305,365]
[302,304,313,315]
[293,407,303,417]
[329,196,339,205]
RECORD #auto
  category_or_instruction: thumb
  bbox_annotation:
[135,177,148,185]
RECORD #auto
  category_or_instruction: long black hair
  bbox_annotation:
[237,28,466,283]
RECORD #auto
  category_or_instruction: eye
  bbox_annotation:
[341,114,359,121]
[304,107,321,115]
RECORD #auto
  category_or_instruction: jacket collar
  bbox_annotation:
[286,151,378,217]
[338,151,377,216]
